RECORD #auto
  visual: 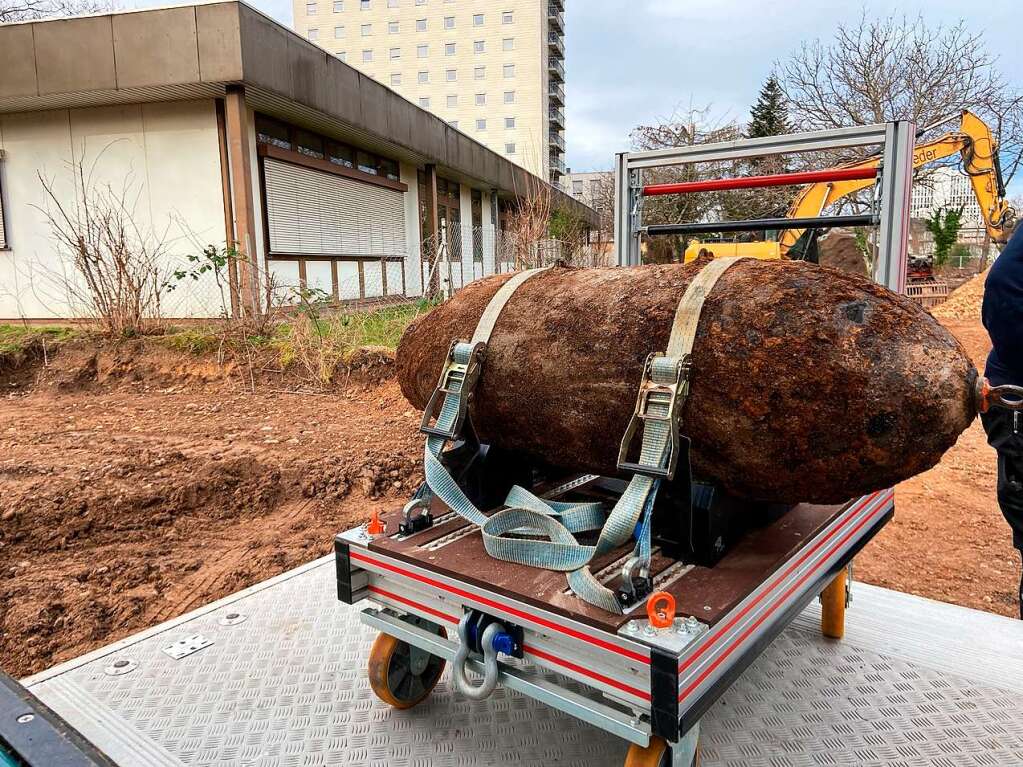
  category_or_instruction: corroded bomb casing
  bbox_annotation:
[396,261,977,504]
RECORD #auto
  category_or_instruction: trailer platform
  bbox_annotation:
[22,551,1023,766]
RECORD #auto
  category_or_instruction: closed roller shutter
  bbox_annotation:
[263,158,406,257]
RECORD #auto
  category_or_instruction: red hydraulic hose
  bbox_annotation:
[642,166,878,197]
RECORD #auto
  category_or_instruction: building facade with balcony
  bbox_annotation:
[292,0,567,185]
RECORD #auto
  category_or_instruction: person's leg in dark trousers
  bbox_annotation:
[981,408,1023,618]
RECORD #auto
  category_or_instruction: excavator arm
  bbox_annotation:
[779,109,1016,254]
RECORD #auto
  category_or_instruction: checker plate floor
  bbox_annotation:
[25,556,1023,767]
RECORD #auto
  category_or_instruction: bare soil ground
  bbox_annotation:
[1,342,423,678]
[855,317,1020,617]
[1,316,1016,680]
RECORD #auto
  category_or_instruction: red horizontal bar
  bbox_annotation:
[641,166,878,197]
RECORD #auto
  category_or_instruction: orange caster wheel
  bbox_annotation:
[367,618,446,709]
[624,736,701,766]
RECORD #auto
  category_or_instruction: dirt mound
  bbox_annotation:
[2,335,397,395]
[817,229,868,276]
[932,269,988,320]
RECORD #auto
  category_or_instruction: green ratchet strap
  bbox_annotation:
[418,258,745,614]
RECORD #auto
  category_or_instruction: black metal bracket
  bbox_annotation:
[645,213,879,237]
[462,610,525,659]
[0,672,115,767]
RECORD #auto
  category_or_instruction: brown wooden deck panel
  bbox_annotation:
[370,479,847,632]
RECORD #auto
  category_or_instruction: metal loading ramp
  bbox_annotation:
[23,556,1023,767]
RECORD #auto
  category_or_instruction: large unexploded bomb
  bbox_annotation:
[396,260,978,504]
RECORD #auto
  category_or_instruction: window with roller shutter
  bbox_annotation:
[262,158,406,259]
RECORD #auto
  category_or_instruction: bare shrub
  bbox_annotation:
[37,159,170,336]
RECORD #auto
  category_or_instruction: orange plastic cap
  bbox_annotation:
[367,510,385,536]
[646,591,676,629]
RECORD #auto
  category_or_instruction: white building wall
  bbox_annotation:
[0,99,227,320]
[400,160,423,297]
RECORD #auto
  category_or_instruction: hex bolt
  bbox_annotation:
[684,616,700,633]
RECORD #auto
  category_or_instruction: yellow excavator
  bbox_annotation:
[683,109,1016,263]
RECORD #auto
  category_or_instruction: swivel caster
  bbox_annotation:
[367,617,446,710]
[624,735,701,767]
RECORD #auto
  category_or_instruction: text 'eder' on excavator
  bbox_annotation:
[681,109,1017,275]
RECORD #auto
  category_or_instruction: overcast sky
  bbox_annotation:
[149,0,1023,178]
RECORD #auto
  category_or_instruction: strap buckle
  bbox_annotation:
[420,340,487,440]
[617,352,691,480]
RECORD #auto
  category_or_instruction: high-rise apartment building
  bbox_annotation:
[292,0,566,184]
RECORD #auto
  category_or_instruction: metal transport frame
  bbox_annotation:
[339,122,914,766]
[612,120,916,294]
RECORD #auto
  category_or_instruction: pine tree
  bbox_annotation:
[747,76,790,138]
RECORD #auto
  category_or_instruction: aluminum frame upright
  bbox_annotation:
[613,122,915,294]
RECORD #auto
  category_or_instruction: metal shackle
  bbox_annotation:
[452,615,506,701]
[975,377,1023,414]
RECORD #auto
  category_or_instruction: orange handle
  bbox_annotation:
[646,591,676,629]
[367,510,385,535]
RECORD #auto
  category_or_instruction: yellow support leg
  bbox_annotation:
[820,568,848,639]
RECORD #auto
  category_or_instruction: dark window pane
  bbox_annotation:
[327,141,354,167]
[255,115,291,149]
[294,129,324,158]
[357,151,378,174]
[380,157,399,180]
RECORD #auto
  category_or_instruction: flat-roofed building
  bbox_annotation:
[0,2,593,319]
